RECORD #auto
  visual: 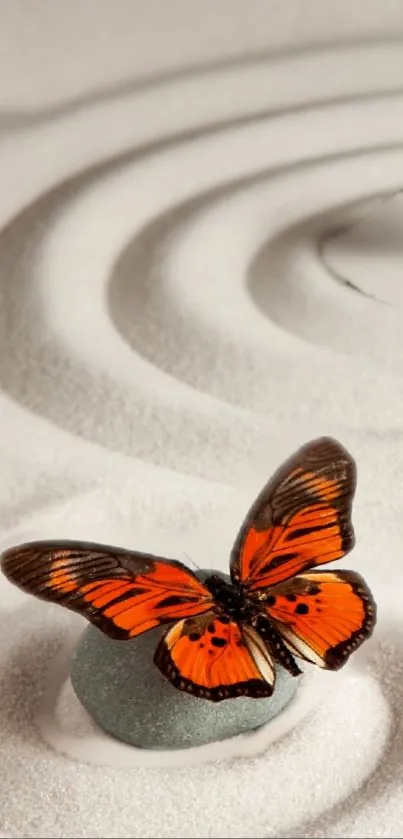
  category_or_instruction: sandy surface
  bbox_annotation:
[1,2,403,836]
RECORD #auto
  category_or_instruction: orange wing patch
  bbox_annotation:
[47,558,77,593]
[1,540,213,639]
[230,437,356,590]
[261,570,376,669]
[154,611,276,701]
[241,502,345,590]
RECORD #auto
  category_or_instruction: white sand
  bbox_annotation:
[1,1,403,835]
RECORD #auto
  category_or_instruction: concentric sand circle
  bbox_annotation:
[1,32,403,838]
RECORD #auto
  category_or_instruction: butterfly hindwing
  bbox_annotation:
[261,570,376,669]
[154,611,276,701]
[230,437,356,591]
[0,540,213,639]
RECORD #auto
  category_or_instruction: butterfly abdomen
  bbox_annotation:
[251,614,302,678]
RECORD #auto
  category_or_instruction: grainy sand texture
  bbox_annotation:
[0,2,403,836]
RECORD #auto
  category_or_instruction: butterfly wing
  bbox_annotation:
[260,570,376,669]
[154,611,276,701]
[1,540,214,639]
[230,437,356,590]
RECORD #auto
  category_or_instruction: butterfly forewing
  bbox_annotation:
[230,437,356,590]
[0,540,214,639]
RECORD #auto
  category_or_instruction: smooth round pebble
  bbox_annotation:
[70,622,301,750]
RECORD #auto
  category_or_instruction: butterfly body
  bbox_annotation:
[203,573,256,621]
[194,571,303,683]
[1,437,376,702]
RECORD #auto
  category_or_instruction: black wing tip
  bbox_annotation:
[290,437,357,527]
[2,538,121,554]
[1,544,30,578]
[1,538,194,577]
[300,435,352,456]
[296,434,356,471]
[0,539,76,584]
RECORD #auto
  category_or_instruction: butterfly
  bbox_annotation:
[0,437,376,702]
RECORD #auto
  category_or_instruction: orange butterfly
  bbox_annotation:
[1,437,376,702]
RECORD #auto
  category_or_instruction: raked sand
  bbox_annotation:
[1,2,403,836]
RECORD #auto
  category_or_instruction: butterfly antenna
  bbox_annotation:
[184,552,201,572]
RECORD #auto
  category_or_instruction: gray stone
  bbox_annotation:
[71,624,301,750]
